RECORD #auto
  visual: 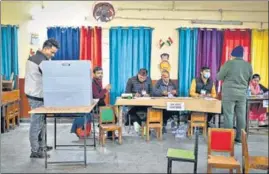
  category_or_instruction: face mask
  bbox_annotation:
[203,72,210,79]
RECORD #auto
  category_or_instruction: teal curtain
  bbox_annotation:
[177,28,198,96]
[109,27,153,104]
[1,25,19,83]
[47,27,80,60]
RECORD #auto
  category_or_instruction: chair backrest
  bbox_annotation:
[208,128,235,156]
[147,108,163,123]
[99,106,115,124]
[241,129,249,160]
[191,112,207,122]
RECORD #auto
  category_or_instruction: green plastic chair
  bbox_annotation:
[166,128,199,174]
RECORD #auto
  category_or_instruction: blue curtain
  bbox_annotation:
[1,25,19,83]
[177,28,198,97]
[47,27,80,60]
[109,27,153,104]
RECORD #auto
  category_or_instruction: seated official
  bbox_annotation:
[249,74,268,127]
[190,66,217,127]
[153,70,178,133]
[125,68,152,126]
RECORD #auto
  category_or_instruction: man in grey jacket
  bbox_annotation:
[153,70,177,133]
[25,39,59,158]
[217,46,252,143]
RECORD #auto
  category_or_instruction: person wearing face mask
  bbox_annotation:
[217,45,253,143]
[25,39,60,158]
[153,70,178,133]
[125,68,153,127]
[190,66,217,127]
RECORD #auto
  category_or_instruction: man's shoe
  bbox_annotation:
[235,139,242,145]
[30,151,46,158]
[39,146,53,152]
[107,136,118,140]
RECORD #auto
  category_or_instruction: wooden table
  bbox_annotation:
[246,95,269,136]
[29,99,98,168]
[114,97,222,127]
[1,90,20,132]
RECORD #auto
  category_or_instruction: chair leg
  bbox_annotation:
[203,126,207,138]
[167,159,172,174]
[236,166,241,174]
[141,125,144,138]
[193,162,197,174]
[207,164,212,174]
[190,125,193,137]
[99,128,101,145]
[102,131,106,146]
[146,126,150,142]
[229,169,233,174]
[159,127,162,140]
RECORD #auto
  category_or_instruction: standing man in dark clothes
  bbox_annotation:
[217,46,253,143]
[152,70,178,133]
[92,66,114,139]
[25,39,59,158]
[125,68,153,126]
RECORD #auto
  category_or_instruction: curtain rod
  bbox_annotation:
[1,24,19,28]
[114,16,268,24]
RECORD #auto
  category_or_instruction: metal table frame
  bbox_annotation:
[43,105,99,168]
[246,97,268,136]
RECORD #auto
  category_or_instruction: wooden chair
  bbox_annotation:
[207,128,241,174]
[167,127,199,174]
[141,108,163,141]
[99,106,122,146]
[188,112,207,138]
[241,129,268,173]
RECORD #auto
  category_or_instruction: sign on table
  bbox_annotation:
[167,102,185,111]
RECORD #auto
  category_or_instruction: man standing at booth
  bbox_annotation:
[217,46,252,143]
[25,39,59,158]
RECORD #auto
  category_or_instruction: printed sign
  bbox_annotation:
[263,100,268,108]
[167,102,185,111]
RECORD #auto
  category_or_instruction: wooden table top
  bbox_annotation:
[29,99,99,114]
[115,97,222,113]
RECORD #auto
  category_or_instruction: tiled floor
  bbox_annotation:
[1,123,268,173]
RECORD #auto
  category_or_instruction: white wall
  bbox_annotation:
[1,1,268,84]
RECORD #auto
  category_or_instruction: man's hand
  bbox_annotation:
[135,93,141,97]
[171,90,177,95]
[206,94,212,97]
[144,94,150,97]
[162,91,168,96]
[105,84,111,90]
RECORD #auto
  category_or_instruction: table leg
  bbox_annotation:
[92,110,96,149]
[246,101,250,137]
[118,106,123,127]
[84,114,87,167]
[45,114,48,169]
[54,118,57,149]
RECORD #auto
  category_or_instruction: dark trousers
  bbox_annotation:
[163,110,178,126]
[127,106,148,126]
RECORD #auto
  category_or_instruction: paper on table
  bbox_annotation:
[204,97,217,100]
[134,97,152,99]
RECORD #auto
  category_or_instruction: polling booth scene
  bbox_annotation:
[1,1,269,173]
